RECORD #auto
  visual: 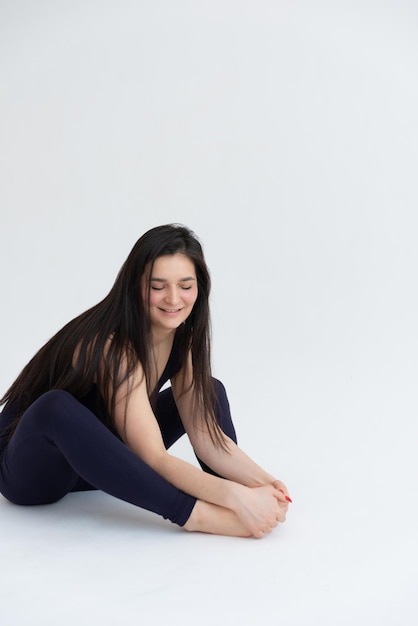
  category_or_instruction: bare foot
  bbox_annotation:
[184,500,253,538]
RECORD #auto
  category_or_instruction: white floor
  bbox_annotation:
[1,374,417,626]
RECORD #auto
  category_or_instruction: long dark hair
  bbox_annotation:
[1,224,225,447]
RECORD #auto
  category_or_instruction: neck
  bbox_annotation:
[150,327,176,348]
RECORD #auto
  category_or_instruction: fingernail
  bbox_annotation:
[278,488,293,503]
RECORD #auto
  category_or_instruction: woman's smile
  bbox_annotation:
[159,307,184,315]
[143,253,198,334]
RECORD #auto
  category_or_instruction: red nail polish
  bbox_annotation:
[278,488,292,503]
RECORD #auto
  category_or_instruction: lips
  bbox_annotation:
[159,308,182,313]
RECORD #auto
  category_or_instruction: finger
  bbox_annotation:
[277,488,292,503]
[278,501,289,514]
[272,480,293,503]
[272,487,292,504]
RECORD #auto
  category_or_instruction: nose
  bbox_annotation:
[165,286,180,304]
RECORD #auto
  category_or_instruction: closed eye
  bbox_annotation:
[150,284,194,291]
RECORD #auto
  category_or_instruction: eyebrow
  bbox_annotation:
[149,276,196,283]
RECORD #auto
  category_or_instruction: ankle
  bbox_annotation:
[183,501,202,532]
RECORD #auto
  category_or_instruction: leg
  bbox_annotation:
[211,377,237,444]
[0,390,195,526]
[198,378,238,476]
[155,378,237,476]
[155,386,186,449]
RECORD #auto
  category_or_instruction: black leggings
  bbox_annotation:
[0,379,237,526]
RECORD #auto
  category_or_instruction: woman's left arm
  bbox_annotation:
[171,363,291,501]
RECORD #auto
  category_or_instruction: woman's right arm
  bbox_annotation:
[112,365,284,538]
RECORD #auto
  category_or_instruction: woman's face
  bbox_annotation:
[142,253,198,335]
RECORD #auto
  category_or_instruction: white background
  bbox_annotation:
[1,1,417,624]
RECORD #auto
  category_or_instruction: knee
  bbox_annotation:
[212,377,227,396]
[25,390,77,428]
[212,378,229,406]
[33,389,75,411]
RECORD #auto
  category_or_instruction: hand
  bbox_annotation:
[272,479,291,500]
[271,479,292,515]
[231,484,287,539]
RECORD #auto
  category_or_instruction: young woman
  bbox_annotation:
[0,224,291,538]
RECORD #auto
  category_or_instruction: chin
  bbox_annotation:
[154,318,185,332]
